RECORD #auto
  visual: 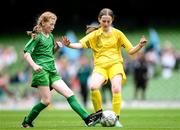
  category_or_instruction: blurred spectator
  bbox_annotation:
[77,55,92,107]
[0,73,14,98]
[124,55,134,75]
[0,46,17,71]
[68,60,80,90]
[161,41,176,79]
[62,30,81,61]
[145,49,159,78]
[9,63,31,85]
[147,28,161,55]
[174,50,180,70]
[10,71,28,83]
[144,28,160,78]
[133,52,149,100]
[55,56,71,86]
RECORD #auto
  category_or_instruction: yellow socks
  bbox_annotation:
[112,92,122,116]
[91,90,122,116]
[91,90,102,112]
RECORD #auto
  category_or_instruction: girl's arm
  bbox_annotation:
[62,36,83,49]
[128,36,147,55]
[24,52,42,72]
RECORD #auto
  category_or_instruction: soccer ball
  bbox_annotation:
[100,110,118,127]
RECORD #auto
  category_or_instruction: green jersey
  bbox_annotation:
[24,33,56,73]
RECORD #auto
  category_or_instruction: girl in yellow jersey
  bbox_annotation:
[62,8,147,127]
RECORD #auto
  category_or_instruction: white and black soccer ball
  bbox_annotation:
[100,110,118,127]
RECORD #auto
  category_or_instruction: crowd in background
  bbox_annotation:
[0,46,17,71]
[0,29,180,108]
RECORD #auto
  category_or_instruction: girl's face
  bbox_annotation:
[99,15,113,32]
[42,19,56,34]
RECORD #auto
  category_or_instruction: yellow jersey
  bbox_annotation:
[80,27,133,68]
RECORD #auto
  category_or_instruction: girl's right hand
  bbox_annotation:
[61,36,71,46]
[33,64,43,72]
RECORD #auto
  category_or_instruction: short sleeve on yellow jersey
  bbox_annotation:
[79,31,95,48]
[118,31,133,52]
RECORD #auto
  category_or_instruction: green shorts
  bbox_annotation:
[31,69,61,88]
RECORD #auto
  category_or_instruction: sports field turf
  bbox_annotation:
[0,109,180,130]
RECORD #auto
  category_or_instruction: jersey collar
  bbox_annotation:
[98,27,113,37]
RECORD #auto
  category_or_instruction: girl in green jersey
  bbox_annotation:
[21,11,101,128]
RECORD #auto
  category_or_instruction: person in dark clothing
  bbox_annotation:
[133,52,149,100]
[77,55,92,107]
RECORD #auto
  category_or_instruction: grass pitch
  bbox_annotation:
[0,109,180,130]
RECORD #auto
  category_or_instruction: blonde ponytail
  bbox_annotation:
[26,24,42,39]
[26,11,57,39]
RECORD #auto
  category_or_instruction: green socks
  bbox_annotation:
[26,96,89,122]
[26,102,47,122]
[67,95,89,119]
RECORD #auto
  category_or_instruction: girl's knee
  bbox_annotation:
[112,85,121,93]
[42,98,51,106]
[89,82,101,90]
[63,89,74,98]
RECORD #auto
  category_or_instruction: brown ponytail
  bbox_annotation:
[86,24,100,35]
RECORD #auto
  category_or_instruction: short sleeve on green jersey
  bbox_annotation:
[24,36,39,54]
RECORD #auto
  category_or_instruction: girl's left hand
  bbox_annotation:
[56,41,63,48]
[139,36,147,47]
[55,37,63,48]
